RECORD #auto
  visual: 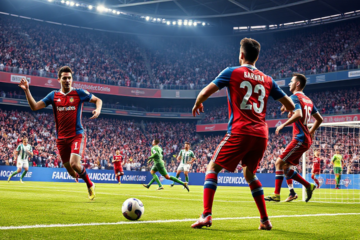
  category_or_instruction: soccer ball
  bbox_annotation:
[122,198,144,220]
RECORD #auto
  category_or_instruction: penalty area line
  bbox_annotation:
[0,213,359,230]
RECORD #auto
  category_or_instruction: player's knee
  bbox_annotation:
[165,175,170,180]
[275,158,283,169]
[120,172,124,176]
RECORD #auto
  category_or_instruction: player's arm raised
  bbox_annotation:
[19,78,46,111]
[89,95,103,119]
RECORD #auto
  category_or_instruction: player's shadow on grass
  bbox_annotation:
[197,228,319,237]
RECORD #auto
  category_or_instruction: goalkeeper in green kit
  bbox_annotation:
[143,138,189,192]
[331,148,343,189]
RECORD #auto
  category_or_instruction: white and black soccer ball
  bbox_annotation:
[122,198,144,220]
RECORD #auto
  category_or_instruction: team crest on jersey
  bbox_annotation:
[70,97,74,103]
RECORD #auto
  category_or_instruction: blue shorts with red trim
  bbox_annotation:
[280,139,311,166]
[211,133,268,173]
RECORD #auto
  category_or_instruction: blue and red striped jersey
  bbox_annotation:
[41,88,93,139]
[290,92,318,143]
[212,64,286,139]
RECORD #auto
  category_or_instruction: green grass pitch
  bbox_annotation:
[1,181,360,239]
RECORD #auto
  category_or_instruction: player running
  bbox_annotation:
[19,66,103,200]
[113,150,124,184]
[265,73,323,203]
[8,137,33,183]
[311,149,321,188]
[143,138,189,191]
[170,142,196,187]
[331,149,343,189]
[191,38,296,230]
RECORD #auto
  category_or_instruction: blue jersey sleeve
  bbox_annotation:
[311,105,319,115]
[40,91,55,107]
[290,95,301,111]
[76,89,93,102]
[212,67,234,90]
[269,79,286,100]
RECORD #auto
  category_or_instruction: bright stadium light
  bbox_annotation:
[75,3,79,7]
[48,0,53,2]
[145,16,150,21]
[117,11,120,15]
[157,18,161,22]
[112,10,116,14]
[188,20,192,25]
[166,21,170,25]
[69,2,75,7]
[184,20,188,26]
[88,5,93,10]
[193,22,197,26]
[61,0,65,3]
[202,22,206,26]
[65,1,69,5]
[97,5,105,12]
[172,21,176,25]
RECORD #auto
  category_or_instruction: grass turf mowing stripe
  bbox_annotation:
[1,213,359,230]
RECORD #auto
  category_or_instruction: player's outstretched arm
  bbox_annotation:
[89,95,103,119]
[19,78,46,111]
[309,112,323,137]
[192,83,219,117]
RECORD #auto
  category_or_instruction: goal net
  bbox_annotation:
[301,121,360,203]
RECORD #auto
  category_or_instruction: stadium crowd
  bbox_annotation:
[200,87,360,123]
[0,108,359,174]
[1,16,360,90]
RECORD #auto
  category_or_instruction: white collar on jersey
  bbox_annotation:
[241,64,257,69]
[293,91,305,95]
[59,87,73,96]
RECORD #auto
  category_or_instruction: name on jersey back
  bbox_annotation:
[244,72,264,82]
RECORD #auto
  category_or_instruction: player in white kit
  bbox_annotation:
[8,137,33,183]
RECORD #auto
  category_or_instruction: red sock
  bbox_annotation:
[274,170,284,194]
[117,175,120,183]
[286,179,293,185]
[78,167,93,188]
[286,169,310,188]
[203,171,218,216]
[249,177,268,222]
[311,175,319,186]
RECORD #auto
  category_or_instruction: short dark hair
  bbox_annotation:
[154,138,160,144]
[58,66,73,79]
[240,38,261,63]
[293,73,307,90]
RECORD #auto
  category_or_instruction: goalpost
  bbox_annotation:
[301,121,360,203]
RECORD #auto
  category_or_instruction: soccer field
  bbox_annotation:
[0,181,360,240]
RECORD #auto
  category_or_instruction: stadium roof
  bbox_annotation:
[1,0,360,35]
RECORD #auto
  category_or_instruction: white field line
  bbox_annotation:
[0,213,359,230]
[0,185,254,203]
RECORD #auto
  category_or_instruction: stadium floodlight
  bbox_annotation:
[166,21,170,25]
[75,3,79,7]
[184,20,188,26]
[61,0,65,3]
[69,1,75,7]
[112,10,116,14]
[88,5,93,10]
[202,22,206,26]
[145,16,150,21]
[172,21,176,25]
[65,1,70,5]
[117,11,120,15]
[193,22,197,26]
[97,5,105,12]
[157,18,161,22]
[188,20,192,25]
[48,0,53,2]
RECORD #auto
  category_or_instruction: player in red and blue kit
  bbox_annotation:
[191,38,296,230]
[113,150,124,184]
[265,73,323,203]
[19,66,103,200]
[311,149,321,188]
